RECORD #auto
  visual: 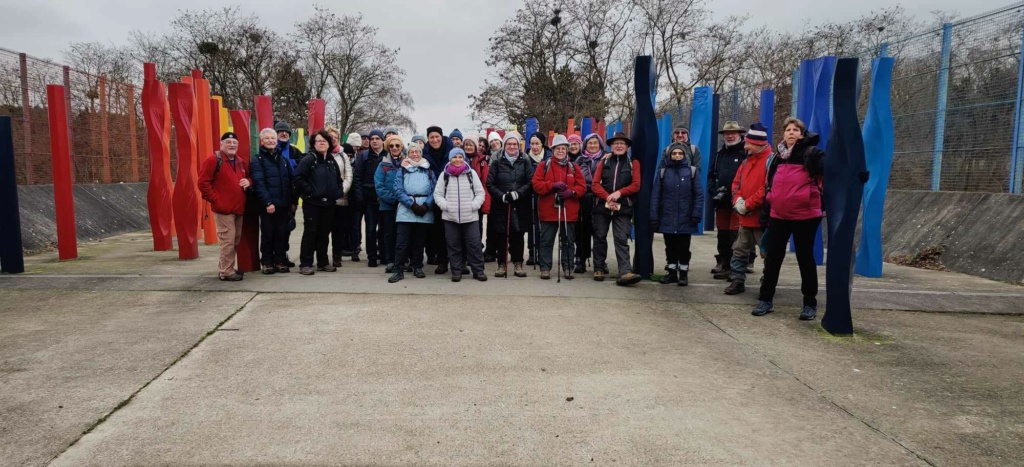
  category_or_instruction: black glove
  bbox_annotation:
[650,219,659,230]
[690,217,701,225]
[411,202,428,216]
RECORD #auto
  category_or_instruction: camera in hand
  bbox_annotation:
[712,187,728,205]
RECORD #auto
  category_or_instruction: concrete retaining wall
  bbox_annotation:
[880,190,1024,284]
[18,183,151,251]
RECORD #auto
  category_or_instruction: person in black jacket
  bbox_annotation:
[351,128,386,266]
[487,132,534,278]
[250,128,297,274]
[423,125,455,274]
[295,129,345,275]
[709,121,748,279]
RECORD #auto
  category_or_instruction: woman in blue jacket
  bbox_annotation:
[650,143,705,286]
[389,144,436,283]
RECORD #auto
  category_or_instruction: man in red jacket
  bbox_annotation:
[724,123,771,295]
[198,132,251,281]
[531,134,587,280]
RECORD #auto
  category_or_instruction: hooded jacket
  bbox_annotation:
[198,151,249,216]
[395,157,436,224]
[651,155,704,235]
[531,156,587,223]
[434,163,485,224]
[374,153,404,211]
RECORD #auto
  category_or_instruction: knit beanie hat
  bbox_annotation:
[411,134,426,144]
[426,126,443,137]
[448,148,466,159]
[745,123,769,144]
[449,128,463,140]
[342,143,356,156]
[274,121,291,135]
[368,129,385,140]
[488,131,502,143]
[567,134,583,146]
[346,132,362,147]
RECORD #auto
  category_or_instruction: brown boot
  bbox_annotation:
[514,262,527,277]
[540,270,551,280]
[593,270,606,282]
[724,281,746,295]
[495,263,507,278]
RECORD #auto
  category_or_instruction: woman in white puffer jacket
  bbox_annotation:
[433,148,486,282]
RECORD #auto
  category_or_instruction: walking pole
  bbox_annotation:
[505,205,511,280]
[557,202,563,283]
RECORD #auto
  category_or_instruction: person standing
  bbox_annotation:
[434,148,487,282]
[754,118,825,320]
[709,121,747,279]
[198,132,250,281]
[376,135,405,273]
[274,121,304,267]
[525,132,549,267]
[488,132,503,159]
[592,132,642,286]
[650,142,704,286]
[464,137,491,249]
[449,129,464,148]
[326,127,353,268]
[423,126,455,274]
[532,134,586,280]
[666,125,702,170]
[487,133,533,278]
[352,129,386,266]
[573,133,604,274]
[295,129,345,275]
[250,128,296,274]
[344,132,364,259]
[724,123,772,296]
[411,134,427,150]
[388,144,437,283]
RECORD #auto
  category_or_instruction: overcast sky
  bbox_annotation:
[0,0,996,137]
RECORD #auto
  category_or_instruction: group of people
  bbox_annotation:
[198,117,825,319]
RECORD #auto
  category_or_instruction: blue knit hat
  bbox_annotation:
[449,128,463,140]
[745,123,769,144]
[368,129,384,140]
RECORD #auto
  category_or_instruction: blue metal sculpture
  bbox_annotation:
[822,58,868,336]
[690,86,713,233]
[525,117,539,150]
[759,90,776,144]
[855,57,895,278]
[632,55,659,279]
[795,57,836,265]
[581,117,593,139]
[0,116,25,273]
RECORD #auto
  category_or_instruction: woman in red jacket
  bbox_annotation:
[754,117,825,320]
[531,134,587,280]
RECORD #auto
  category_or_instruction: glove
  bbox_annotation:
[556,189,574,199]
[411,202,428,216]
[502,193,511,204]
[690,217,701,225]
[734,197,748,215]
[552,182,568,191]
[649,219,659,230]
[510,191,519,201]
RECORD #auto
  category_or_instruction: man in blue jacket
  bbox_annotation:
[250,128,297,274]
[274,121,304,266]
[352,129,387,267]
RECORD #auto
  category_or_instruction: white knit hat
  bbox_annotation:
[346,132,362,146]
[488,131,502,142]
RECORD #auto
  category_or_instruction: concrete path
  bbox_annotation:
[2,227,1022,466]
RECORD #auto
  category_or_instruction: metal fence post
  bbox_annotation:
[63,66,73,171]
[99,75,111,183]
[932,23,953,191]
[1011,24,1024,194]
[128,84,139,182]
[791,69,799,117]
[730,87,739,121]
[19,53,32,184]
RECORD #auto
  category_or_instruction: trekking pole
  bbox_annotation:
[557,202,563,283]
[505,205,511,280]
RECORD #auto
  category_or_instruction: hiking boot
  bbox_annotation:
[474,272,488,282]
[724,281,745,295]
[677,270,689,286]
[660,269,678,285]
[451,273,462,283]
[711,263,726,274]
[385,263,395,273]
[593,270,606,282]
[540,270,551,280]
[285,258,296,268]
[299,266,315,275]
[413,268,426,279]
[563,268,574,280]
[514,262,527,277]
[745,265,755,274]
[340,249,353,257]
[713,270,731,281]
[388,271,404,283]
[799,305,817,321]
[427,256,437,265]
[526,255,536,266]
[275,264,290,273]
[333,255,342,268]
[261,265,276,275]
[435,265,448,275]
[574,262,586,274]
[752,301,775,316]
[405,264,413,272]
[317,264,337,272]
[218,273,243,282]
[484,253,496,263]
[495,264,507,278]
[351,253,361,262]
[616,272,642,286]
[367,259,378,268]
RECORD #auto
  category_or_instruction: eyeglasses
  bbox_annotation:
[671,151,685,155]
[389,144,402,148]
[673,131,687,135]
[314,139,328,144]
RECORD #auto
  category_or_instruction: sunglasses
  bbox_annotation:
[389,144,402,148]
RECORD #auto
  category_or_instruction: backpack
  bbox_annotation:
[658,164,698,199]
[443,170,477,197]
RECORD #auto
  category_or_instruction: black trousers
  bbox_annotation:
[395,222,430,270]
[331,204,351,257]
[663,233,693,270]
[497,231,525,264]
[363,203,382,261]
[299,204,335,268]
[349,204,363,254]
[259,208,290,266]
[759,217,822,307]
[575,199,594,265]
[379,209,397,265]
[445,220,484,275]
[430,207,448,267]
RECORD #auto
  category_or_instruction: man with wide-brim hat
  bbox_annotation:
[710,120,750,279]
[665,126,701,170]
[592,132,643,286]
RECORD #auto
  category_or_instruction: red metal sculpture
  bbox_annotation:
[254,95,274,131]
[169,82,200,260]
[307,99,325,135]
[229,109,260,273]
[142,63,173,251]
[46,85,77,261]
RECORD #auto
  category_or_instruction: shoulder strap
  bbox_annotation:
[213,151,223,176]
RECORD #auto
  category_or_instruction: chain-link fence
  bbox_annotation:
[0,47,148,186]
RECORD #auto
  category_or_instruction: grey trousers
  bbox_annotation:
[730,226,764,283]
[592,212,632,275]
[444,220,485,276]
[538,221,576,272]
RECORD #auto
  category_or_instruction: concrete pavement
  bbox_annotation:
[1,227,1022,465]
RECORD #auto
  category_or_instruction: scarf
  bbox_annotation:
[503,151,519,165]
[528,151,544,164]
[554,156,569,166]
[403,157,430,170]
[777,141,794,160]
[445,162,470,176]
